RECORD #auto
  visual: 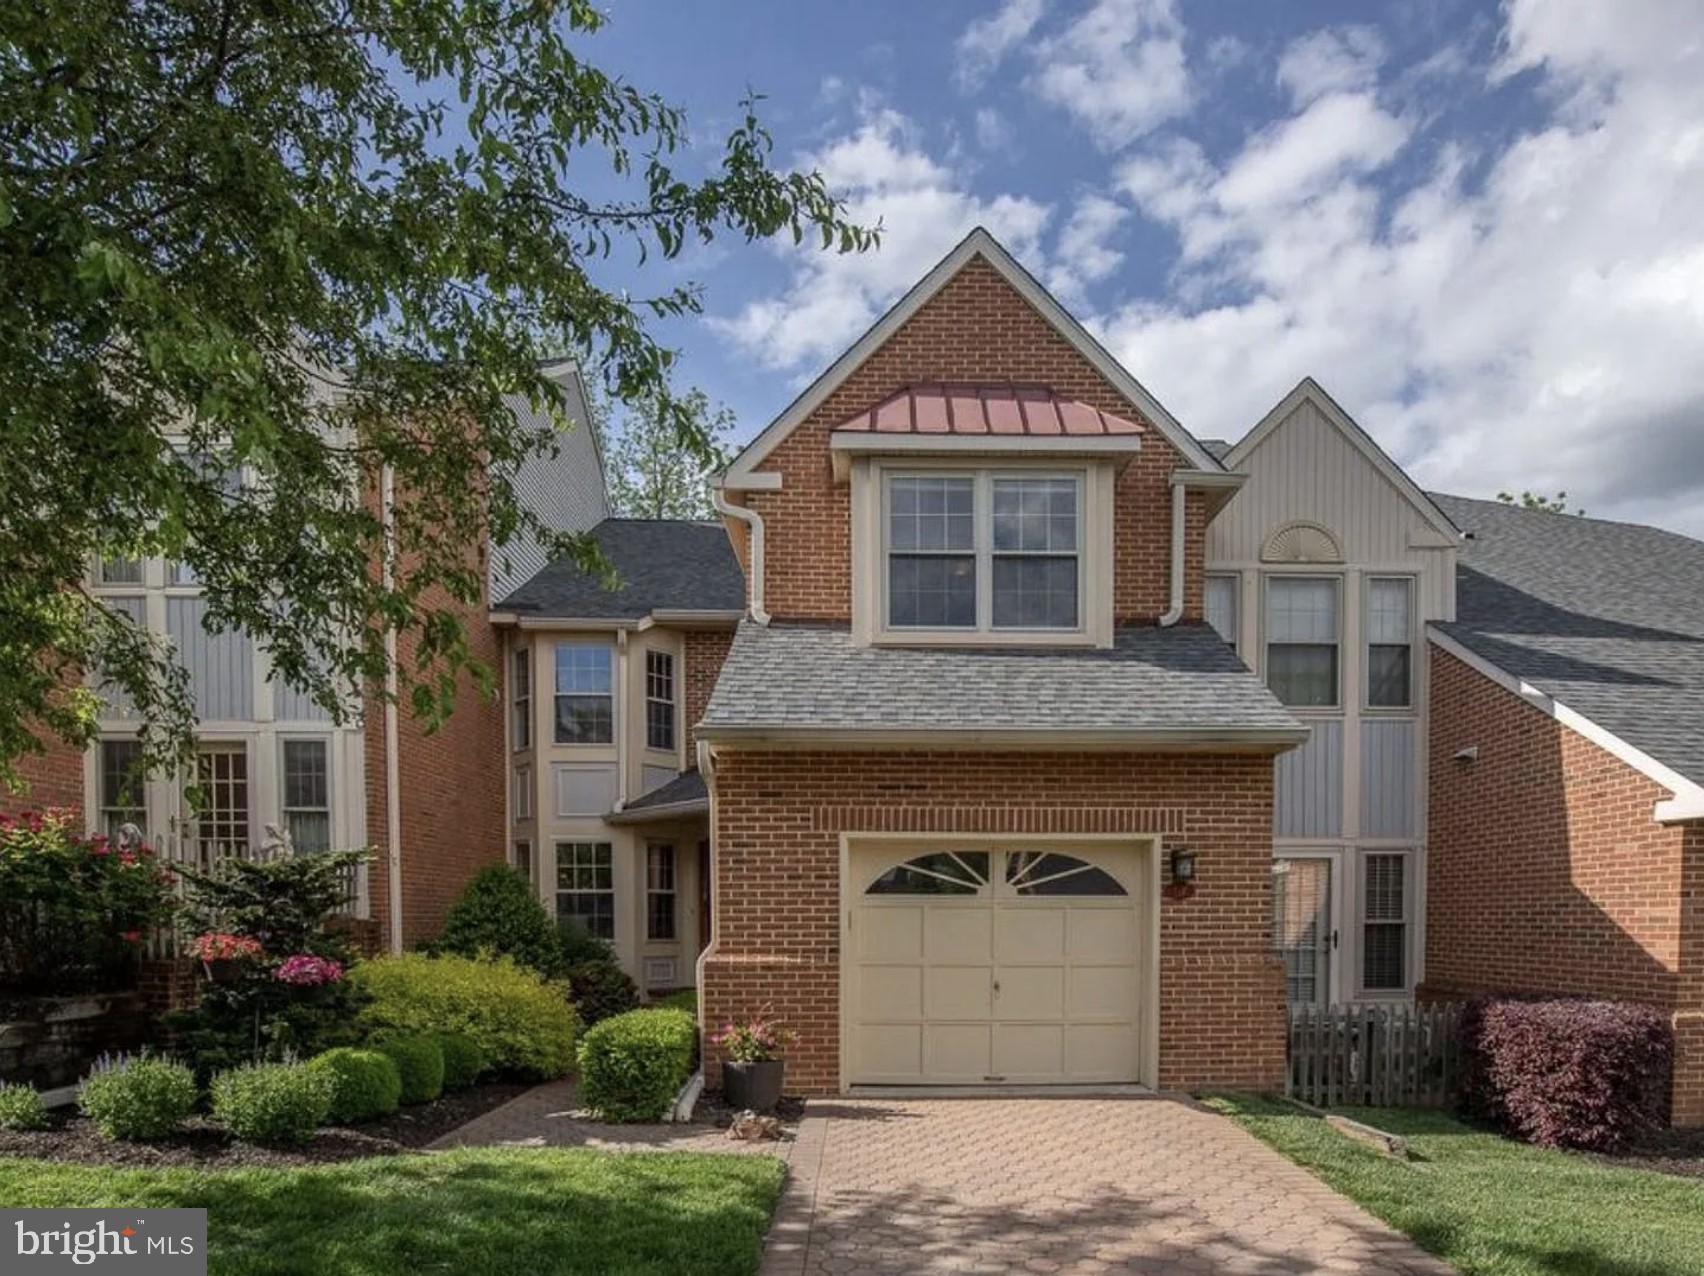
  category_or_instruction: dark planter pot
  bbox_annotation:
[723,1059,785,1112]
[202,959,243,985]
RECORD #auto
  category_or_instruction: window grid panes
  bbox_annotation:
[281,739,331,853]
[887,476,976,628]
[556,841,614,939]
[99,739,147,841]
[646,843,676,940]
[1367,578,1413,708]
[991,478,1079,629]
[189,745,249,868]
[1362,853,1409,991]
[554,643,613,744]
[512,649,531,749]
[1205,575,1239,651]
[645,651,676,752]
[1266,577,1340,707]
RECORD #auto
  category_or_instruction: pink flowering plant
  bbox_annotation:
[0,809,176,996]
[273,954,344,986]
[186,932,264,963]
[714,1011,797,1063]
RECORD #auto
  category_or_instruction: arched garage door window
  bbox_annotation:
[865,850,1126,897]
[1005,851,1126,896]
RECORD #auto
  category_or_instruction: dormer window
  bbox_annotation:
[885,470,1083,634]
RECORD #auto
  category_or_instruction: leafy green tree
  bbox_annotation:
[0,0,875,787]
[1496,490,1585,515]
[596,386,736,520]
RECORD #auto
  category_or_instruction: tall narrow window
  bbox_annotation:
[512,648,531,749]
[98,739,147,840]
[887,475,976,628]
[512,765,532,820]
[645,650,676,751]
[513,840,533,882]
[97,557,143,585]
[556,841,614,939]
[646,843,677,941]
[554,642,613,744]
[1367,577,1414,708]
[281,739,331,853]
[991,477,1079,629]
[188,744,249,867]
[1205,574,1240,651]
[1266,577,1340,707]
[1362,853,1410,992]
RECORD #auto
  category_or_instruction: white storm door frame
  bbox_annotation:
[1272,849,1347,1008]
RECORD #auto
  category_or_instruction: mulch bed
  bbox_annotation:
[0,1080,533,1170]
[694,1088,805,1131]
[1594,1126,1704,1179]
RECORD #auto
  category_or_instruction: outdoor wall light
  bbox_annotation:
[1169,847,1197,885]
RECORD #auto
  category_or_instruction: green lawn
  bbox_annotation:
[0,1147,784,1276]
[1208,1094,1704,1276]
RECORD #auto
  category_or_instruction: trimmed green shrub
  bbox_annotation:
[558,917,616,965]
[577,1008,697,1123]
[0,1082,51,1131]
[78,1053,197,1141]
[351,953,577,1079]
[307,1047,402,1124]
[211,1061,334,1146]
[434,866,568,978]
[375,1034,445,1104]
[435,1033,486,1091]
[654,987,697,1016]
[567,956,639,1026]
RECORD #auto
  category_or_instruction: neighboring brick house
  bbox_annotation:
[1420,495,1704,1125]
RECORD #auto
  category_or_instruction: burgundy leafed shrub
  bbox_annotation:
[1459,996,1672,1151]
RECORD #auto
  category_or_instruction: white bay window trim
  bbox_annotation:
[851,457,1114,648]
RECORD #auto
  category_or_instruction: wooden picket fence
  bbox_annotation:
[1285,1001,1464,1108]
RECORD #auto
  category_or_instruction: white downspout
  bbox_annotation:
[381,464,403,954]
[712,488,770,625]
[1159,479,1187,628]
[692,738,718,1034]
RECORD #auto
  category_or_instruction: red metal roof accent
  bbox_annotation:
[832,384,1147,438]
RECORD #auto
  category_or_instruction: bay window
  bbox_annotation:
[554,642,613,744]
[556,841,614,939]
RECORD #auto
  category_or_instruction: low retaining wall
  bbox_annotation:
[0,992,151,1090]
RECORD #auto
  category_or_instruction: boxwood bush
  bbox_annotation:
[435,1033,486,1091]
[307,1047,402,1123]
[576,1007,697,1123]
[211,1061,334,1146]
[375,1034,445,1104]
[566,957,640,1026]
[1460,996,1673,1150]
[352,953,577,1079]
[78,1053,197,1142]
[433,865,567,978]
[0,1082,50,1131]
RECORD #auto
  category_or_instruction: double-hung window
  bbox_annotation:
[281,739,331,853]
[1366,578,1414,709]
[1361,852,1411,992]
[645,651,676,751]
[1205,574,1240,652]
[646,843,676,941]
[1266,577,1340,707]
[512,648,531,749]
[885,471,1082,634]
[556,841,614,939]
[98,739,147,840]
[554,643,613,744]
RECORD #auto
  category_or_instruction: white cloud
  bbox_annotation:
[974,106,1015,152]
[1276,26,1386,106]
[1027,0,1192,149]
[709,108,1052,372]
[1047,194,1130,304]
[955,0,1048,90]
[1099,0,1704,531]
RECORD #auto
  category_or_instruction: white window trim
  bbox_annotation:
[277,735,333,853]
[513,764,533,820]
[854,457,1114,648]
[645,842,677,942]
[1363,575,1416,713]
[1262,572,1343,712]
[512,839,533,884]
[554,840,615,940]
[1205,572,1240,654]
[553,640,614,746]
[644,649,676,753]
[1357,849,1413,997]
[512,647,532,751]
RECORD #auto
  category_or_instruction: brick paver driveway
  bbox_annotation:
[763,1097,1452,1276]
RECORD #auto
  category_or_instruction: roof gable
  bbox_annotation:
[721,227,1222,487]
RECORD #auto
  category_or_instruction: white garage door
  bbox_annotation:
[846,845,1148,1086]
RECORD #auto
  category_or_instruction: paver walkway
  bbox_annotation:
[762,1096,1454,1275]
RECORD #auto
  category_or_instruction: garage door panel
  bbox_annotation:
[927,907,992,961]
[858,966,923,1020]
[858,906,923,961]
[995,966,1065,1020]
[924,1024,991,1080]
[1066,1024,1140,1079]
[993,1024,1064,1078]
[1068,909,1139,960]
[1067,965,1138,1019]
[854,1023,922,1080]
[994,908,1064,962]
[926,966,994,1019]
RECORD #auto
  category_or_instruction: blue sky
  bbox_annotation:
[567,1,1704,534]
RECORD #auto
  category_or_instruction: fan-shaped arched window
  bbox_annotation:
[866,851,990,895]
[1004,851,1126,896]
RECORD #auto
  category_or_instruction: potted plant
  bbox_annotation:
[714,1011,795,1112]
[187,932,263,984]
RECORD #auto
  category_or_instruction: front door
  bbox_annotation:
[1271,854,1340,1006]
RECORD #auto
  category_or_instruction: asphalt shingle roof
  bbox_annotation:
[1432,493,1704,788]
[700,621,1304,740]
[608,768,707,822]
[497,518,743,619]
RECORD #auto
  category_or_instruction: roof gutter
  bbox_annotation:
[604,797,710,826]
[694,724,1309,752]
[712,483,770,626]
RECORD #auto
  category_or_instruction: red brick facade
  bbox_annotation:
[682,627,734,759]
[702,750,1286,1095]
[3,738,85,817]
[737,258,1208,626]
[1425,645,1704,1125]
